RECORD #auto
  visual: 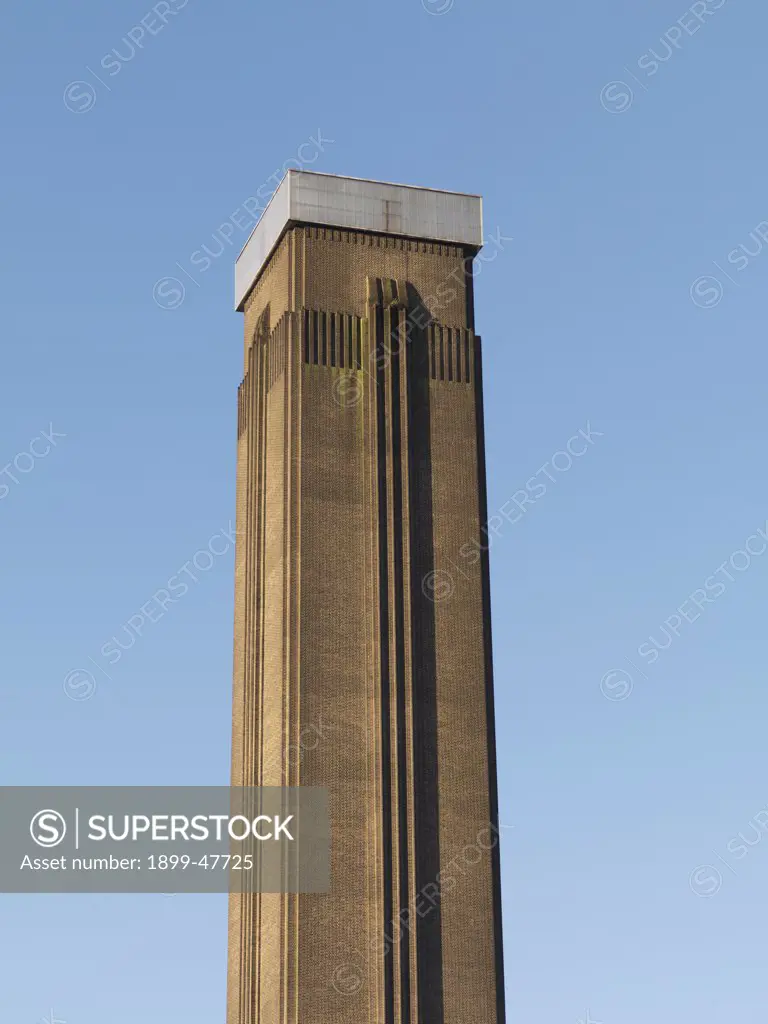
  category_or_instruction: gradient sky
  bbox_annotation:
[2,0,768,1021]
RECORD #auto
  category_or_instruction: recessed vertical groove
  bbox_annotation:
[255,337,268,1024]
[373,296,396,1024]
[395,304,420,1024]
[384,300,411,1024]
[408,312,445,1024]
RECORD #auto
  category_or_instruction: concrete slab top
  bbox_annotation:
[235,170,483,310]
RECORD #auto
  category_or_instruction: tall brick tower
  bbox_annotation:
[228,171,505,1024]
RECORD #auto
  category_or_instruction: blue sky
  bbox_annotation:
[2,0,768,1021]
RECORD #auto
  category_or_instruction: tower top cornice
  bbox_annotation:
[235,169,483,311]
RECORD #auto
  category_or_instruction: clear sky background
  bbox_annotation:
[2,0,767,1021]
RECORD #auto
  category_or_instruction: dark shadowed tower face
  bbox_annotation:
[228,170,505,1024]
